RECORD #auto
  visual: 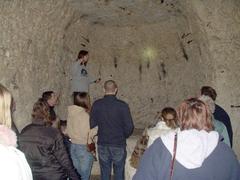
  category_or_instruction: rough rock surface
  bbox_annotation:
[0,0,239,158]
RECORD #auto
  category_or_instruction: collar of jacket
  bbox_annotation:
[32,119,46,126]
[0,125,17,147]
[104,95,116,99]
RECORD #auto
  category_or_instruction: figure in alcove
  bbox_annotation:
[70,50,101,99]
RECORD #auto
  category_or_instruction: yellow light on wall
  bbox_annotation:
[143,47,157,62]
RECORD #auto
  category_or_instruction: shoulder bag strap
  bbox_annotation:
[169,133,178,180]
[87,132,90,144]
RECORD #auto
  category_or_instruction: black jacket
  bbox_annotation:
[214,104,233,147]
[18,120,80,180]
[90,95,134,147]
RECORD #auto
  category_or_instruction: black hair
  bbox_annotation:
[77,50,88,60]
[42,91,54,102]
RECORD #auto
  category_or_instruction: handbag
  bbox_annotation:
[86,132,97,161]
[169,133,178,180]
[130,128,149,169]
[87,141,96,152]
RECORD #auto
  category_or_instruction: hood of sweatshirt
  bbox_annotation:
[0,125,17,147]
[161,129,219,169]
[68,105,85,112]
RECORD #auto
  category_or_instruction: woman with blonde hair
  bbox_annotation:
[67,92,97,180]
[0,84,33,180]
[133,98,240,180]
[18,98,79,180]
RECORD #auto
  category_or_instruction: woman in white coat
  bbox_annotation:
[0,84,32,180]
[125,107,178,180]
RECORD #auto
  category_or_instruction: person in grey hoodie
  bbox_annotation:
[133,98,240,180]
[70,50,100,95]
[199,95,230,147]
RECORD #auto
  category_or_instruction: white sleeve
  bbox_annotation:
[0,145,33,180]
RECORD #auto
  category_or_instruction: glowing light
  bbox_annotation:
[143,47,157,61]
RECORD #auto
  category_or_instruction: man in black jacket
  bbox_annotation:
[90,80,134,180]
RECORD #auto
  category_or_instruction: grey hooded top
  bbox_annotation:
[70,61,95,93]
[133,129,240,180]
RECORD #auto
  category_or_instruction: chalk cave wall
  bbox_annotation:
[64,2,213,128]
[0,0,239,156]
[0,0,75,130]
[183,0,240,156]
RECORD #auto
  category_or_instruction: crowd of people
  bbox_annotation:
[133,98,240,180]
[0,49,239,180]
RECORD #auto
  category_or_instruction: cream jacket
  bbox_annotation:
[67,105,96,144]
[0,125,33,180]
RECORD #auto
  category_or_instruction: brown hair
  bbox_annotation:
[73,92,91,113]
[77,50,88,60]
[177,98,213,132]
[161,107,178,129]
[201,86,217,101]
[104,80,117,94]
[32,99,51,126]
[42,91,54,102]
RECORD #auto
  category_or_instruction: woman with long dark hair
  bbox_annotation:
[67,92,97,180]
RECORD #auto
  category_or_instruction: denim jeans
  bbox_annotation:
[70,143,94,180]
[98,145,127,180]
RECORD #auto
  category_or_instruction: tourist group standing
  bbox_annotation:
[0,50,239,180]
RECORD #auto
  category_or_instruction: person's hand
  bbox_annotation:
[95,78,101,83]
[53,92,61,105]
[55,92,61,99]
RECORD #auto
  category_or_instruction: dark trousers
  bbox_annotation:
[98,145,127,180]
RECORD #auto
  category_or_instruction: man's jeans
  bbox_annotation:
[98,145,127,180]
[70,143,94,180]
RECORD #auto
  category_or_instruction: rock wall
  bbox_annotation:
[0,0,74,130]
[63,0,213,128]
[181,0,240,157]
[0,0,239,157]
